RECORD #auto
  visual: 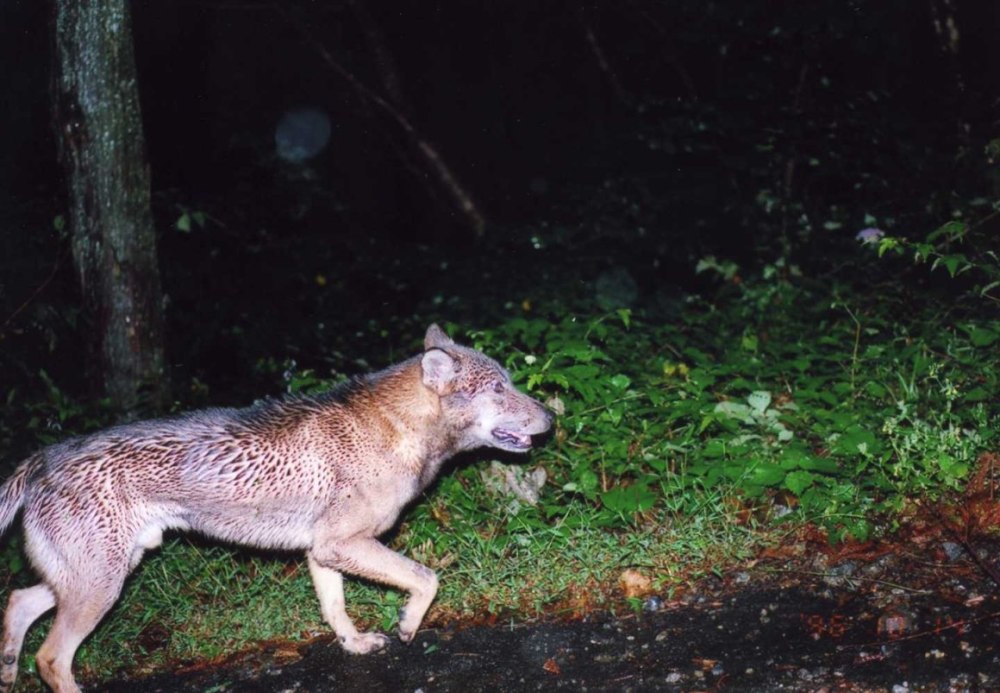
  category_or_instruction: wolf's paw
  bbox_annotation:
[340,632,390,655]
[0,657,17,691]
[397,604,426,644]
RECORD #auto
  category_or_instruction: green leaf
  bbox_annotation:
[687,369,716,390]
[714,401,754,424]
[938,456,969,480]
[747,390,771,415]
[790,357,812,372]
[798,456,840,473]
[176,212,192,233]
[564,469,599,498]
[702,439,727,458]
[845,519,873,542]
[784,470,816,495]
[749,462,786,487]
[610,374,632,390]
[833,426,879,456]
[913,243,933,262]
[560,347,606,364]
[864,381,888,398]
[964,387,991,402]
[601,483,657,514]
[969,327,997,348]
[930,253,969,277]
[605,406,623,426]
[926,220,967,243]
[877,236,900,257]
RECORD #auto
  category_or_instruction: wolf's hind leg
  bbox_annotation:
[1,584,56,692]
[35,581,121,693]
[307,554,390,654]
[311,539,438,646]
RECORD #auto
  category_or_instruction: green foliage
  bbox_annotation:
[459,261,996,542]
[4,214,998,682]
[173,205,210,234]
[5,371,113,448]
[873,213,1000,305]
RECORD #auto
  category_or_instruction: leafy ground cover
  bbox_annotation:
[3,210,996,687]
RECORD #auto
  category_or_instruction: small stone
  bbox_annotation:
[861,554,895,577]
[941,541,964,561]
[619,569,653,598]
[823,561,858,587]
[877,608,916,638]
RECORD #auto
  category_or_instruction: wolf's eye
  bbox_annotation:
[492,381,504,394]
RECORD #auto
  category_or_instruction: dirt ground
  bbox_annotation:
[95,532,1000,693]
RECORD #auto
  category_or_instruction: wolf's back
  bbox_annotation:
[0,456,41,536]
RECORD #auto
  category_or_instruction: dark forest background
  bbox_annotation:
[0,0,997,451]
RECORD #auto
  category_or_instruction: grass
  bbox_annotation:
[2,220,998,689]
[52,495,758,685]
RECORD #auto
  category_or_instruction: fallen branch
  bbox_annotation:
[281,7,486,238]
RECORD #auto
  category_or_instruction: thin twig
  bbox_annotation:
[758,567,933,595]
[922,499,1000,590]
[844,609,1000,648]
[277,6,486,237]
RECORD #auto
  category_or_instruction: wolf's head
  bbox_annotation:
[420,324,554,453]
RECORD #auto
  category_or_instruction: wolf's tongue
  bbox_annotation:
[492,428,531,449]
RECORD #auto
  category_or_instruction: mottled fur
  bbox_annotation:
[0,325,553,692]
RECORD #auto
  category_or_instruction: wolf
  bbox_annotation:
[0,325,553,692]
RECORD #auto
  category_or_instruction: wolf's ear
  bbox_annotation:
[421,348,458,393]
[424,324,455,350]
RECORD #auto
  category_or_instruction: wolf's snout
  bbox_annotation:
[541,406,555,431]
[528,403,555,437]
[490,403,554,451]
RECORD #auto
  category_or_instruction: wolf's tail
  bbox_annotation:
[0,456,41,536]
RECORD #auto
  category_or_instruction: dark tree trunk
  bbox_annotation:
[52,0,167,418]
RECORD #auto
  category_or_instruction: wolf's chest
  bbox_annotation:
[334,467,422,536]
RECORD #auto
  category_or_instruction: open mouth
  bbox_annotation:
[492,428,533,450]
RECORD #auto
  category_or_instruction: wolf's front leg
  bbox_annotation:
[308,539,438,646]
[307,555,390,654]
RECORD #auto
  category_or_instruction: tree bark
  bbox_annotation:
[52,0,167,418]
